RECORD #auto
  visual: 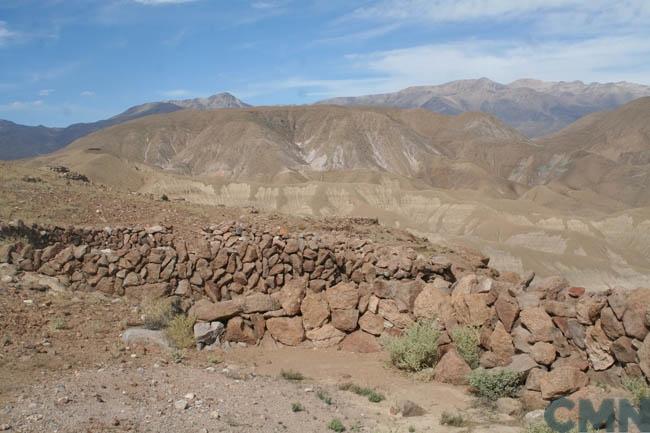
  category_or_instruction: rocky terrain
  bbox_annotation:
[318,78,650,137]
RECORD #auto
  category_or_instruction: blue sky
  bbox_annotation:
[1,0,649,126]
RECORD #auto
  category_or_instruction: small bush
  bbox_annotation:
[523,423,554,433]
[51,317,68,330]
[440,411,467,427]
[338,383,385,403]
[165,314,195,349]
[280,370,304,381]
[170,349,185,364]
[468,368,522,401]
[408,426,416,433]
[328,418,345,432]
[291,402,304,412]
[381,320,440,372]
[142,297,176,330]
[317,389,333,405]
[161,194,169,201]
[623,376,650,406]
[451,325,481,369]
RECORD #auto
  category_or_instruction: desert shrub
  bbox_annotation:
[51,317,68,330]
[317,389,333,405]
[468,368,522,401]
[142,296,176,330]
[280,370,304,381]
[523,423,555,433]
[451,325,481,369]
[328,418,345,432]
[623,376,650,406]
[165,314,195,349]
[161,194,169,201]
[338,383,385,403]
[381,320,440,372]
[291,402,304,412]
[440,411,467,427]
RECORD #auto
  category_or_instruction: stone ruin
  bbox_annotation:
[1,219,648,411]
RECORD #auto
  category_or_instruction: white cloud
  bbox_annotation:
[133,0,199,5]
[80,90,95,97]
[0,100,45,110]
[39,89,54,96]
[161,89,192,98]
[0,21,18,47]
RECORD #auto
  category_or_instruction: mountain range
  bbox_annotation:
[317,78,650,137]
[0,92,249,160]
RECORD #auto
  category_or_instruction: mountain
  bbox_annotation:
[316,78,650,137]
[0,92,249,160]
[45,105,536,191]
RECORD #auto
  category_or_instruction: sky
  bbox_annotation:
[1,0,649,126]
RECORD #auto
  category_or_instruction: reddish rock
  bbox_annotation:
[305,324,345,347]
[339,330,382,353]
[434,349,472,385]
[489,322,515,366]
[326,282,359,310]
[539,367,589,400]
[495,292,519,331]
[413,284,453,322]
[639,334,650,378]
[358,311,385,336]
[567,286,586,298]
[520,307,555,342]
[224,316,257,345]
[622,290,650,340]
[274,276,306,315]
[531,342,556,366]
[585,321,614,371]
[600,307,625,340]
[331,309,359,332]
[378,299,414,329]
[611,336,636,364]
[266,317,305,346]
[576,297,607,325]
[300,292,330,330]
[189,299,243,322]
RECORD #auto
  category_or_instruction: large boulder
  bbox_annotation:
[339,330,382,353]
[331,309,359,332]
[495,292,519,332]
[378,299,414,329]
[266,317,305,346]
[539,367,589,400]
[434,349,471,385]
[358,311,385,335]
[639,334,650,378]
[622,289,650,340]
[530,342,556,366]
[326,282,359,310]
[274,276,306,315]
[193,321,225,347]
[300,292,330,330]
[413,284,453,322]
[585,321,614,371]
[520,307,555,342]
[243,293,279,314]
[305,324,345,348]
[451,292,493,326]
[189,299,242,322]
[224,317,257,345]
[489,322,515,366]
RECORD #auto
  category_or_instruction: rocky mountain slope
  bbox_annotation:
[0,92,248,160]
[317,78,650,137]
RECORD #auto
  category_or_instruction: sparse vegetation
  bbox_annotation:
[280,369,305,381]
[142,296,176,330]
[161,194,169,201]
[468,368,522,401]
[440,411,468,427]
[408,426,416,433]
[381,319,440,372]
[451,325,481,369]
[207,354,223,365]
[523,422,555,433]
[291,402,304,412]
[623,376,650,406]
[165,314,195,349]
[170,349,185,364]
[328,418,345,432]
[51,317,68,330]
[317,389,333,405]
[338,383,385,403]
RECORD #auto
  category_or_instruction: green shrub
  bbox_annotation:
[381,320,440,372]
[338,383,385,403]
[623,376,650,406]
[328,418,345,432]
[523,423,555,433]
[451,325,481,369]
[51,317,68,330]
[291,402,304,412]
[440,411,467,427]
[468,368,522,401]
[165,314,195,349]
[317,389,333,405]
[280,370,304,381]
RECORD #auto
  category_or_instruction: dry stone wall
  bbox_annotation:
[1,219,649,409]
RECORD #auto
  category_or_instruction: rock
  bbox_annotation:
[339,330,382,353]
[530,342,556,366]
[189,299,242,322]
[326,282,359,310]
[266,317,305,346]
[639,334,650,378]
[495,292,519,332]
[0,244,14,263]
[607,292,627,320]
[520,390,548,411]
[20,272,67,292]
[585,321,614,371]
[496,397,522,416]
[451,292,493,326]
[174,279,190,296]
[358,311,385,335]
[600,307,625,340]
[539,367,589,400]
[377,299,414,329]
[121,328,169,349]
[489,322,515,366]
[275,277,306,315]
[520,307,555,342]
[576,297,606,325]
[523,409,546,425]
[305,324,345,347]
[413,284,453,322]
[543,300,576,318]
[174,399,188,410]
[511,326,533,353]
[534,276,569,297]
[224,317,257,345]
[504,354,539,375]
[452,274,479,294]
[242,293,279,314]
[525,368,545,391]
[552,352,589,372]
[479,351,498,368]
[0,423,10,431]
[193,322,225,347]
[434,349,471,385]
[622,289,650,340]
[567,286,585,298]
[391,400,425,417]
[331,309,359,332]
[611,336,636,364]
[300,292,330,330]
[565,319,586,349]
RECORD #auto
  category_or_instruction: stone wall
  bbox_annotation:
[1,219,648,409]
